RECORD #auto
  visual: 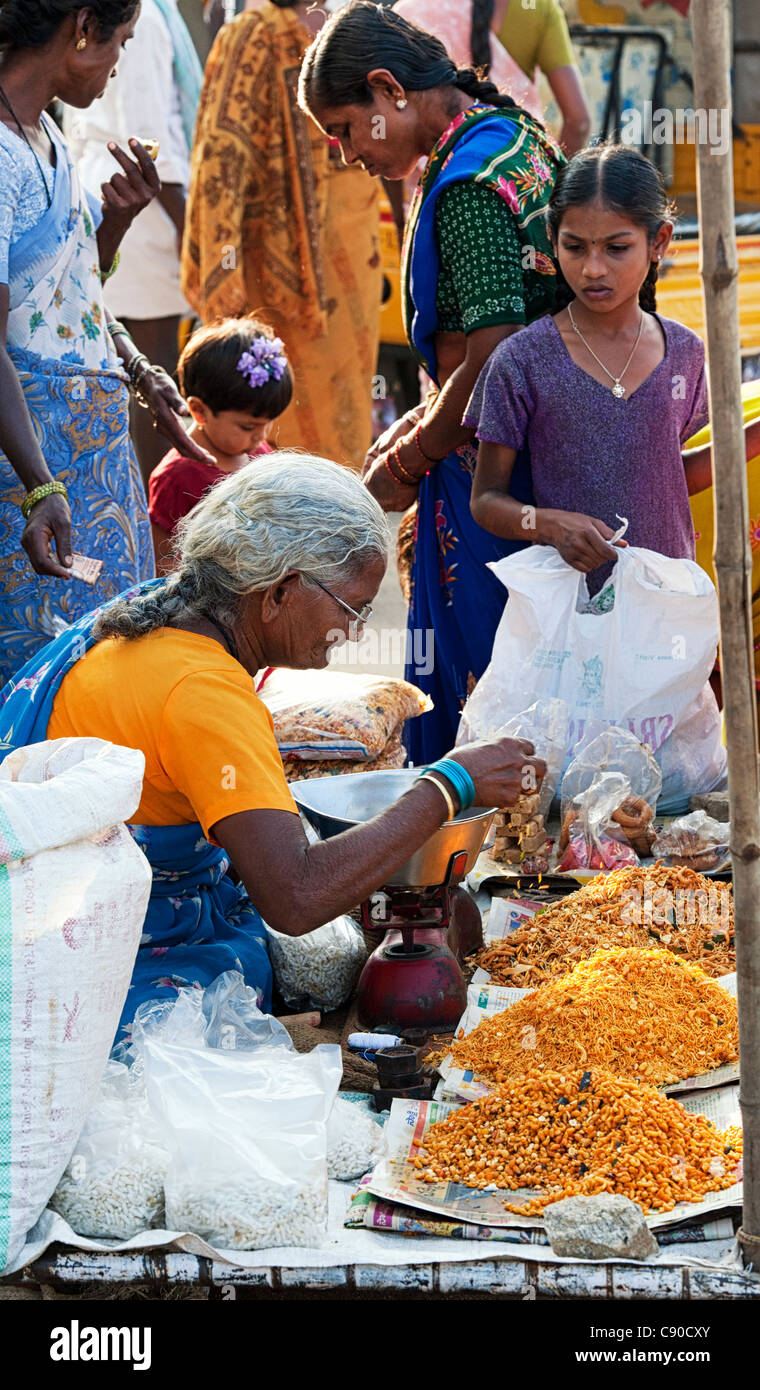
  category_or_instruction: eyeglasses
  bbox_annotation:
[309,576,373,630]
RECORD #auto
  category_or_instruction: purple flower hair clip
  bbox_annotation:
[237,336,288,389]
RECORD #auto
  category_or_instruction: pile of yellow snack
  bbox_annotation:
[447,947,738,1089]
[414,1068,742,1215]
[475,863,734,987]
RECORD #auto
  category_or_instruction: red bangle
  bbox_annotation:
[392,440,423,485]
[385,453,413,486]
[414,419,438,464]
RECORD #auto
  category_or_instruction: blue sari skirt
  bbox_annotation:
[0,349,154,686]
[404,444,529,764]
[118,823,273,1049]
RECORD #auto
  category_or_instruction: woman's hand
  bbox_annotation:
[101,139,161,227]
[448,736,547,810]
[21,492,73,578]
[363,452,419,513]
[362,404,425,478]
[135,367,217,467]
[540,509,626,573]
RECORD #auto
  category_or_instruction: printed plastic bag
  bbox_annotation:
[327,1096,386,1181]
[651,810,731,872]
[49,1061,168,1239]
[136,983,341,1250]
[257,666,430,761]
[460,546,726,813]
[0,737,151,1274]
[267,915,367,1011]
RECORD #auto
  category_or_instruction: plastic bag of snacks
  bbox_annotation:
[0,737,151,1275]
[559,727,662,863]
[282,731,407,781]
[651,810,730,873]
[135,984,341,1250]
[49,1062,168,1239]
[258,666,430,762]
[327,1096,386,1181]
[266,915,367,1011]
[557,771,642,872]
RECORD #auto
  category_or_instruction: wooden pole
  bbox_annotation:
[691,0,760,1269]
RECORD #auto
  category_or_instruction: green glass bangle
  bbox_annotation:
[21,480,68,520]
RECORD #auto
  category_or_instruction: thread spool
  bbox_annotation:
[347,1032,402,1051]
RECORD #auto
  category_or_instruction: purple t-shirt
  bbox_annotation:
[464,312,708,588]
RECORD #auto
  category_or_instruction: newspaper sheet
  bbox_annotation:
[366,1085,742,1233]
[434,975,739,1105]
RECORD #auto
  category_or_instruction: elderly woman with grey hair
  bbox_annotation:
[0,453,544,1043]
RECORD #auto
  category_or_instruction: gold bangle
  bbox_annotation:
[417,770,456,822]
[21,481,68,520]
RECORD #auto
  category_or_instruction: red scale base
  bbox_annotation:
[356,885,482,1032]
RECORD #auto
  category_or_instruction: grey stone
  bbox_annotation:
[689,792,730,823]
[543,1195,658,1261]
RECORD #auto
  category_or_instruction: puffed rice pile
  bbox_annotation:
[166,1177,326,1249]
[327,1098,385,1180]
[267,916,367,1010]
[50,1152,167,1239]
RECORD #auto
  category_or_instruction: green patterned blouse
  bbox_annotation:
[435,180,556,335]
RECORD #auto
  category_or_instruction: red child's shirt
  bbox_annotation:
[148,442,273,535]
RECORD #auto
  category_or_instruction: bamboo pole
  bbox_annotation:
[690,0,760,1269]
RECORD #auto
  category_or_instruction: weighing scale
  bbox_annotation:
[292,770,496,1032]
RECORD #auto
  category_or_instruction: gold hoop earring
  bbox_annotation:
[76,37,87,51]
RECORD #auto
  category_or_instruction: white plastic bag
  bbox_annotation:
[327,1096,385,1181]
[135,983,341,1250]
[0,737,151,1273]
[267,915,367,1011]
[49,1061,168,1239]
[460,547,726,813]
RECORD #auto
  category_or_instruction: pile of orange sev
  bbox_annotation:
[413,1068,742,1215]
[475,864,734,987]
[447,947,738,1088]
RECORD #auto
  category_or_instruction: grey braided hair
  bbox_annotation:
[94,452,391,641]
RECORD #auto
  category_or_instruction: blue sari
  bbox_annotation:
[401,106,563,763]
[0,115,154,687]
[0,586,272,1048]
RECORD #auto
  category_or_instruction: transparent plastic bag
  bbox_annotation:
[327,1096,386,1181]
[560,727,662,861]
[557,770,642,872]
[49,1061,168,1239]
[267,915,367,1011]
[135,981,341,1251]
[651,810,730,872]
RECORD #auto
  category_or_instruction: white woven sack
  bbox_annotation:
[0,737,151,1273]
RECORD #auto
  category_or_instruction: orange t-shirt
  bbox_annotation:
[47,628,298,838]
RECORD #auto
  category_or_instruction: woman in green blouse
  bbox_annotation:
[300,1,564,762]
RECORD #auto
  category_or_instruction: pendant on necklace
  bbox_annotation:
[612,382,625,398]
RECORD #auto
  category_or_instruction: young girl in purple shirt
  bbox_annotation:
[466,144,760,593]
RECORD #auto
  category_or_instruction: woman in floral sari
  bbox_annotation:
[300,2,565,761]
[0,0,214,684]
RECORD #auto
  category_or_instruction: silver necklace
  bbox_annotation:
[567,302,644,399]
